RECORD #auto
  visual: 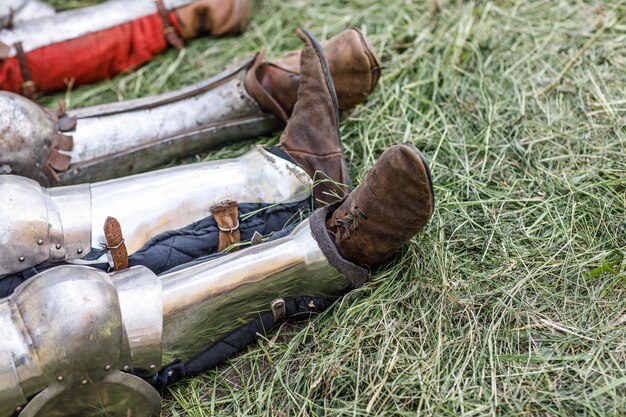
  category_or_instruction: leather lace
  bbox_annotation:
[332,206,368,245]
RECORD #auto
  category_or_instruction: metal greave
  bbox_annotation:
[0,147,312,277]
[0,57,282,186]
[60,59,282,185]
[0,216,353,417]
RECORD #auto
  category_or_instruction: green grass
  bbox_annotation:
[42,0,626,415]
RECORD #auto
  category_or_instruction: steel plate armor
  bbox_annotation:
[0,211,368,417]
[0,57,281,186]
[0,147,312,277]
[0,93,57,183]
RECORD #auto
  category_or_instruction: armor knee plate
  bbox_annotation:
[0,265,164,417]
[0,93,56,184]
[0,176,91,277]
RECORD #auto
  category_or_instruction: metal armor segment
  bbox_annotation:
[0,92,56,184]
[59,61,281,184]
[88,146,312,254]
[0,0,195,58]
[110,268,163,376]
[46,185,92,262]
[0,176,51,276]
[0,219,351,415]
[0,303,30,416]
[0,266,163,417]
[13,1,56,24]
[160,219,351,363]
[0,176,92,277]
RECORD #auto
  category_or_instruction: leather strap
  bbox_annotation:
[42,133,74,183]
[104,216,129,271]
[155,0,184,50]
[13,42,36,98]
[210,200,241,252]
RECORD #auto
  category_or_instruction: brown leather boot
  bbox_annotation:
[245,28,381,122]
[277,29,350,207]
[326,144,435,269]
[176,0,249,40]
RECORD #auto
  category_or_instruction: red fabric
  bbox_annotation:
[0,11,182,94]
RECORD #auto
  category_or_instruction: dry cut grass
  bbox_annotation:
[41,0,626,416]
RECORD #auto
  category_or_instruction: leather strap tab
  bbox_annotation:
[42,133,75,184]
[104,216,129,271]
[13,42,36,98]
[52,133,74,152]
[46,149,72,172]
[155,0,184,50]
[53,101,79,131]
[210,200,241,252]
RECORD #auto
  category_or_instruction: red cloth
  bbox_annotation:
[0,11,182,94]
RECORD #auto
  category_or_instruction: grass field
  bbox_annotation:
[42,0,626,416]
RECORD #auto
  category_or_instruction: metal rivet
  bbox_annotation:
[81,380,88,385]
[123,365,130,372]
[18,256,25,262]
[55,243,62,250]
[16,406,23,412]
[37,239,44,246]
[104,365,111,371]
[77,248,83,255]
[57,376,63,382]
[167,370,174,377]
[149,365,156,371]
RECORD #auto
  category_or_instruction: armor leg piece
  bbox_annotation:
[0,29,379,185]
[0,146,312,278]
[0,141,436,416]
[0,208,367,417]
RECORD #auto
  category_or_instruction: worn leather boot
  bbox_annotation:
[246,28,381,121]
[277,29,350,206]
[176,0,249,39]
[326,144,435,268]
